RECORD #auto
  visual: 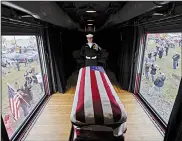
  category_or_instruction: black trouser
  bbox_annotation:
[85,59,97,66]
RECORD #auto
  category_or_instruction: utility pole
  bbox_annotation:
[14,36,17,47]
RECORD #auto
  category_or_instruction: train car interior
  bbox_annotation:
[1,1,182,141]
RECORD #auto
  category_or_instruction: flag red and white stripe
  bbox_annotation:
[134,73,140,95]
[43,73,50,95]
[8,84,21,121]
[71,66,127,126]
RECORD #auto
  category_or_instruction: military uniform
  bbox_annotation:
[80,42,102,66]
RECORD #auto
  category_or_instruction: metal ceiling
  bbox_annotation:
[2,1,181,32]
[56,1,126,30]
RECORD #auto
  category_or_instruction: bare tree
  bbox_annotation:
[2,37,6,44]
[29,36,36,47]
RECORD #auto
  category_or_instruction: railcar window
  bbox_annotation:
[1,35,45,139]
[139,33,182,123]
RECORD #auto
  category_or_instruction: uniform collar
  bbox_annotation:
[87,42,94,45]
[86,43,95,48]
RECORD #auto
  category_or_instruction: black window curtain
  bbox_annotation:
[37,29,54,95]
[45,27,66,93]
[129,26,147,93]
[94,28,122,73]
[164,78,182,141]
[116,26,140,91]
[61,30,85,79]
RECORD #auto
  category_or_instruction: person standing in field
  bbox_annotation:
[15,60,20,71]
[24,70,29,79]
[153,49,158,61]
[16,89,30,117]
[145,52,155,64]
[24,58,27,66]
[150,64,159,82]
[148,52,152,60]
[164,42,169,56]
[149,73,166,96]
[158,46,164,59]
[144,62,150,80]
[156,45,160,53]
[172,53,180,69]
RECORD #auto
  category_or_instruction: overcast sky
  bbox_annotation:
[2,36,35,41]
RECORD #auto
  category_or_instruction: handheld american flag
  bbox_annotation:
[8,84,21,121]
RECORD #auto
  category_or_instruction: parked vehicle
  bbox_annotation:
[14,54,34,63]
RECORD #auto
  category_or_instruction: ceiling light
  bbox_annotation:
[21,15,32,18]
[87,20,94,21]
[153,13,163,16]
[88,24,93,25]
[86,10,96,13]
[156,5,162,8]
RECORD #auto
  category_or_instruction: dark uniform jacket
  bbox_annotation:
[80,43,102,66]
[80,43,102,58]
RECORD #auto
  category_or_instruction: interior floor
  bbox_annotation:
[24,71,164,141]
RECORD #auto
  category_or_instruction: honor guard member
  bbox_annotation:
[80,34,102,66]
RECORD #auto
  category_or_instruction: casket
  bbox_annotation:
[70,66,127,141]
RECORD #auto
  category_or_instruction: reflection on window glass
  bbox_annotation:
[140,33,182,123]
[1,36,45,139]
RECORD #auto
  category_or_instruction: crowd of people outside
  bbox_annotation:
[144,37,180,96]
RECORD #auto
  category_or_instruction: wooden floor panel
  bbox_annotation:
[25,71,163,141]
[25,93,163,141]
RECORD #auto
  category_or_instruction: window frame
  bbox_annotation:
[1,23,50,140]
[135,31,182,134]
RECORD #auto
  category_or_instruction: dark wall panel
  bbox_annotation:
[47,27,66,93]
[95,26,140,92]
[95,28,122,73]
[61,30,85,79]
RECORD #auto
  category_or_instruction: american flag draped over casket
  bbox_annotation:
[71,66,127,130]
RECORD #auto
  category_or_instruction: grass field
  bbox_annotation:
[1,61,45,138]
[140,37,181,122]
